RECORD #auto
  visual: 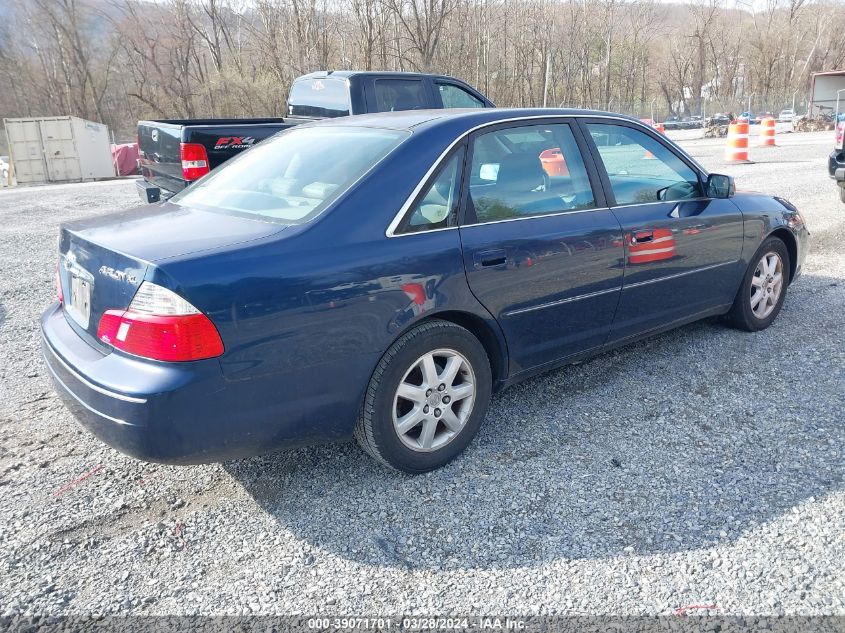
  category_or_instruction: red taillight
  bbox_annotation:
[97,310,223,362]
[836,122,844,151]
[180,142,209,181]
[55,265,63,303]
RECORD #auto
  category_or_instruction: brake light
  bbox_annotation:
[180,143,209,181]
[97,282,223,362]
[55,264,63,303]
[836,121,844,151]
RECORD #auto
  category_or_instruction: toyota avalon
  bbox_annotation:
[41,109,809,472]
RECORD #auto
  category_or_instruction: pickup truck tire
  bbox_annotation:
[726,237,790,332]
[354,320,492,473]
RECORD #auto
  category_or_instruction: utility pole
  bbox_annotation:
[542,50,551,108]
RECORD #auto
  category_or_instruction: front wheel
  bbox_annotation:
[354,320,492,473]
[726,237,790,332]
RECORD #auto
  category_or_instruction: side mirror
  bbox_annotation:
[706,173,735,198]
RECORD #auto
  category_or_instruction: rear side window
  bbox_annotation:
[288,78,350,118]
[465,123,596,224]
[438,83,485,108]
[396,147,465,234]
[171,126,408,224]
[373,79,427,113]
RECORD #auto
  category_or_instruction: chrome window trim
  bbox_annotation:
[458,205,607,230]
[609,196,710,210]
[385,113,707,238]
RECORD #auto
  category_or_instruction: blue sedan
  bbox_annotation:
[41,109,810,472]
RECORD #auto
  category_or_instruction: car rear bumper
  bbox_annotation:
[40,302,354,464]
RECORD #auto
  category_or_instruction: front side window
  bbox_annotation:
[438,83,484,109]
[586,123,702,205]
[396,147,465,234]
[287,78,350,118]
[373,79,427,113]
[172,126,408,224]
[465,123,595,224]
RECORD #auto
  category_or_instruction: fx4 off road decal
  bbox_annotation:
[213,136,257,150]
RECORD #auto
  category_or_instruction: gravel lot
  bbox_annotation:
[0,131,843,619]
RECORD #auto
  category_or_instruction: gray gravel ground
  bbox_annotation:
[0,131,843,618]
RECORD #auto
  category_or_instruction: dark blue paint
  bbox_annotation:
[460,210,624,373]
[40,109,810,464]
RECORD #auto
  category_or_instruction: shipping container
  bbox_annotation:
[3,116,115,185]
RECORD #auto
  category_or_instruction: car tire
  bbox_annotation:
[726,236,790,332]
[354,319,492,473]
[839,187,845,204]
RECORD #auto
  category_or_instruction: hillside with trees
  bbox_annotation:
[1,0,844,141]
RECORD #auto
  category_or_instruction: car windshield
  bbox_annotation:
[172,126,408,223]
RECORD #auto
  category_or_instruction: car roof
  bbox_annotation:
[295,70,472,82]
[306,108,642,133]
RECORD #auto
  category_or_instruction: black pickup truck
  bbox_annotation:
[137,70,493,202]
[829,117,845,203]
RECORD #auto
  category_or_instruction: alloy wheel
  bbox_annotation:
[750,251,784,319]
[392,348,476,452]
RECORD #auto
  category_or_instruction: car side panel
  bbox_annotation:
[731,192,810,279]
[153,226,500,439]
[605,198,746,341]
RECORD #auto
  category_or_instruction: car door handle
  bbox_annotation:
[630,231,654,244]
[474,249,508,269]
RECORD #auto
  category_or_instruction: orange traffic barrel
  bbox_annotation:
[539,147,569,176]
[725,121,751,162]
[758,116,776,146]
[655,123,665,134]
[627,228,676,265]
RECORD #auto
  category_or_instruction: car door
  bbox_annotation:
[458,120,625,375]
[580,119,745,342]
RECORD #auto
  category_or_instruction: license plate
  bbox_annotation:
[67,273,92,328]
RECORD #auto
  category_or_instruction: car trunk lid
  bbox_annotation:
[58,203,287,348]
[58,230,148,349]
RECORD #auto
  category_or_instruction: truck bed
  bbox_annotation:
[137,118,301,200]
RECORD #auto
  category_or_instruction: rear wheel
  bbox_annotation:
[726,237,790,331]
[354,319,492,473]
[838,186,845,203]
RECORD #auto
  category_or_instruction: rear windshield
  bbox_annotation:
[171,126,408,224]
[288,78,350,118]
